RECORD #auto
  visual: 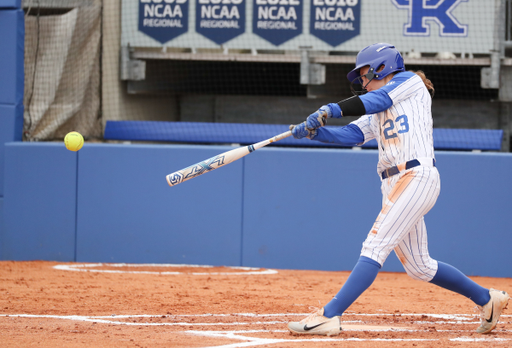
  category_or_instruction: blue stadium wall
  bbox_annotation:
[1,142,511,278]
[0,0,24,261]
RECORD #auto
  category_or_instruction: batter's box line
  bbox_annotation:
[1,313,510,328]
[84,313,512,319]
[0,314,288,327]
[1,312,508,322]
[90,312,511,325]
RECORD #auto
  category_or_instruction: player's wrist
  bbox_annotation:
[290,122,317,139]
[326,103,342,118]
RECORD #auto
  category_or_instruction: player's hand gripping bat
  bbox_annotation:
[166,130,292,187]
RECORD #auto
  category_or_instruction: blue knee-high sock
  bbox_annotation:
[323,256,381,318]
[430,261,490,306]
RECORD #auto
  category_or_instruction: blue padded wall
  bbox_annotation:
[426,152,512,278]
[0,9,24,197]
[0,1,21,9]
[2,142,511,277]
[243,148,512,277]
[2,143,77,261]
[76,144,244,265]
[0,9,24,105]
[242,148,382,271]
[105,121,504,151]
[0,104,23,196]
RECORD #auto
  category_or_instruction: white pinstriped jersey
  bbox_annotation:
[351,72,435,176]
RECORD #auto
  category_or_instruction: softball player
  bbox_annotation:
[287,43,509,336]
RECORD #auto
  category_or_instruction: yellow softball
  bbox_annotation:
[64,131,84,152]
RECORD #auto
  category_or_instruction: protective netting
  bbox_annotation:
[23,1,102,141]
[22,0,511,150]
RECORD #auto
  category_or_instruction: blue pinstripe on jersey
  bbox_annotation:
[352,72,435,176]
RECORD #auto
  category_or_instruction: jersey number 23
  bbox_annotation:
[383,115,409,140]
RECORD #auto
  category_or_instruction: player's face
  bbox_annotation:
[359,66,390,92]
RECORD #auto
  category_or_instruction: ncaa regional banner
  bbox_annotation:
[252,0,303,46]
[310,0,360,47]
[138,0,189,44]
[196,0,245,44]
[123,0,495,54]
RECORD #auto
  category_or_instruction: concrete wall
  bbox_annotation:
[101,0,180,125]
[178,95,503,131]
[2,142,511,278]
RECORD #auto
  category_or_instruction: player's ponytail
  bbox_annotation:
[410,70,435,98]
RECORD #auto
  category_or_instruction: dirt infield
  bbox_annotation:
[0,261,511,347]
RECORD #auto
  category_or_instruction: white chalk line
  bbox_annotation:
[53,263,278,275]
[1,311,510,348]
[2,312,510,325]
[183,312,512,348]
[186,330,438,348]
[186,329,512,348]
[49,265,512,345]
[451,337,511,342]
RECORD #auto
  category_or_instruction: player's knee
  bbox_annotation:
[359,249,386,267]
[403,262,436,282]
[404,268,434,282]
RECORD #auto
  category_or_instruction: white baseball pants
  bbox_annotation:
[360,164,441,281]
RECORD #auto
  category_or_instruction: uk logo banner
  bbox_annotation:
[138,0,189,44]
[196,0,246,45]
[392,0,468,36]
[309,0,360,47]
[253,0,303,46]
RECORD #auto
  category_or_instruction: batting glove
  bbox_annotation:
[289,122,317,140]
[306,103,343,130]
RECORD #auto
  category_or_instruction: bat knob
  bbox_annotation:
[166,173,183,186]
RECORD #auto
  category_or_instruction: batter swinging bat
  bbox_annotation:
[166,130,292,187]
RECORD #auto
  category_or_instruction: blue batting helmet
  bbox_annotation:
[347,43,405,84]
